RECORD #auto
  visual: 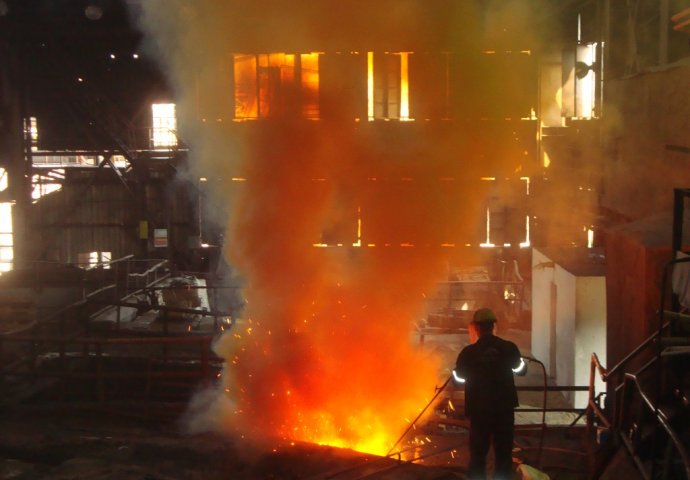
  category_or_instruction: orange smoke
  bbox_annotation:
[212,119,445,454]
[134,0,492,455]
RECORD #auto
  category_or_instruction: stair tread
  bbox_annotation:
[661,346,690,356]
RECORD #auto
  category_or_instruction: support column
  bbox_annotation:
[0,36,32,267]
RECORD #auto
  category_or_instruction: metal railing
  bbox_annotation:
[0,333,221,409]
[0,256,228,416]
[586,323,690,479]
[618,373,690,480]
[387,355,588,475]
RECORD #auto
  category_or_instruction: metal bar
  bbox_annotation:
[603,322,669,381]
[515,408,585,413]
[517,385,588,392]
[673,189,687,256]
[144,285,241,291]
[661,310,690,321]
[658,337,690,346]
[0,335,216,345]
[622,373,690,480]
[6,370,215,380]
[87,299,233,318]
[386,375,452,456]
[128,260,169,278]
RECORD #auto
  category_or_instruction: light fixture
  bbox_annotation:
[84,3,103,21]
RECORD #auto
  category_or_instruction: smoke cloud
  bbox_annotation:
[134,0,562,454]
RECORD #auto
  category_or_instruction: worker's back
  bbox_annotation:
[456,333,520,416]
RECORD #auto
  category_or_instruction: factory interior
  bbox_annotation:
[2,0,690,479]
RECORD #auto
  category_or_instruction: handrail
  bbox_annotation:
[620,373,690,480]
[587,351,661,429]
[591,352,607,382]
[107,254,135,266]
[587,353,611,431]
[602,321,670,381]
[128,259,168,278]
[587,340,690,479]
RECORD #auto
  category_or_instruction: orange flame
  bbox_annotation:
[135,2,489,456]
[214,273,441,454]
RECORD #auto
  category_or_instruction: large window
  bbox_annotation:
[368,52,412,121]
[234,53,320,120]
[0,169,12,273]
[151,103,178,148]
[574,42,598,119]
[77,251,112,269]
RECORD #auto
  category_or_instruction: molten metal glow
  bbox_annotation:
[215,294,440,455]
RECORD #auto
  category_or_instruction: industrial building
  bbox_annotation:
[1,1,689,478]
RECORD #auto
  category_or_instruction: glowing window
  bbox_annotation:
[25,117,38,151]
[78,251,112,269]
[0,200,12,273]
[234,53,320,120]
[32,171,63,201]
[151,103,178,148]
[0,168,8,192]
[480,178,530,249]
[368,52,412,121]
[575,43,597,119]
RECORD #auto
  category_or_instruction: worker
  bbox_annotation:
[453,307,526,480]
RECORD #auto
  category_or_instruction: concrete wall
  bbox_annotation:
[602,65,690,220]
[531,248,554,375]
[555,267,576,404]
[532,248,607,407]
[574,276,607,407]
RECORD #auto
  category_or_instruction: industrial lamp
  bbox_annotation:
[84,1,104,21]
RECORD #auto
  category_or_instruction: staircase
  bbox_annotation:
[588,188,690,480]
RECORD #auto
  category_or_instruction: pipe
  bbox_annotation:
[386,375,452,457]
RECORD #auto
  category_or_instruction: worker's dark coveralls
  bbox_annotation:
[455,333,522,480]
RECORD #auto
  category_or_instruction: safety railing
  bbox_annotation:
[586,321,690,478]
[617,373,690,480]
[586,321,670,431]
[389,355,588,475]
[0,333,222,413]
[0,256,233,416]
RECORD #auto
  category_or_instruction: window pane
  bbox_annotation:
[0,247,13,261]
[234,54,258,119]
[301,53,320,119]
[151,103,178,148]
